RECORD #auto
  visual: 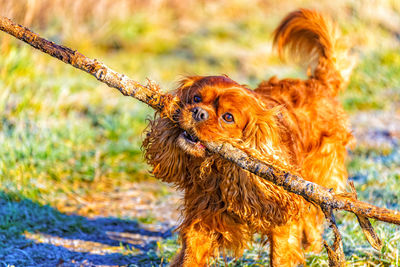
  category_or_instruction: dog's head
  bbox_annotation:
[174,76,285,159]
[143,75,294,185]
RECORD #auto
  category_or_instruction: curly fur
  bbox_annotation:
[143,9,354,266]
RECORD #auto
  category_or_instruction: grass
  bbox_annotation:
[0,0,400,266]
[342,49,400,111]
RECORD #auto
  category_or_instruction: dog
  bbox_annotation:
[143,9,354,266]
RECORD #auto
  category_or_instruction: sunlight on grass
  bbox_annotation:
[24,232,140,255]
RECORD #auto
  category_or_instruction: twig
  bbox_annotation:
[322,208,345,267]
[1,16,400,265]
[348,181,382,250]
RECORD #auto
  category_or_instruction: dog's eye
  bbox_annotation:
[222,113,234,123]
[193,95,202,103]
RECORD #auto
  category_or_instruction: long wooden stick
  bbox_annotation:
[1,16,399,265]
[211,141,400,223]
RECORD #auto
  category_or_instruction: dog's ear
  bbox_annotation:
[243,107,281,153]
[242,105,293,170]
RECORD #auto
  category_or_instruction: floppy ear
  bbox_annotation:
[143,116,190,186]
[241,105,295,171]
[242,107,281,153]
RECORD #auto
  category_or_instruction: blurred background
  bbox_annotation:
[0,0,399,266]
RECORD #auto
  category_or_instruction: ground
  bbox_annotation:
[3,111,399,267]
[0,1,400,266]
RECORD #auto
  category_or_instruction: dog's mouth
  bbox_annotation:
[177,130,206,157]
[182,130,200,143]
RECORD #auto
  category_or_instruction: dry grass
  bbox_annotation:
[1,0,399,48]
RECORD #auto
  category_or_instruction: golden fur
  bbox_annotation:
[143,9,354,266]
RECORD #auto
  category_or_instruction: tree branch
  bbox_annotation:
[208,141,400,224]
[322,208,345,267]
[1,16,399,265]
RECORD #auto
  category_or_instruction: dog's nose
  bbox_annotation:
[192,107,209,122]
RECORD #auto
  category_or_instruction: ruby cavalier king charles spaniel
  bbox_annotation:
[144,9,354,266]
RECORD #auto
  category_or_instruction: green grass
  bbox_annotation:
[342,49,400,111]
[0,45,153,203]
[1,2,400,265]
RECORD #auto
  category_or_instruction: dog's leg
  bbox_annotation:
[269,222,304,267]
[301,205,324,253]
[170,221,216,267]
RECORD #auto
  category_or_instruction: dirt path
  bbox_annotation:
[53,182,182,266]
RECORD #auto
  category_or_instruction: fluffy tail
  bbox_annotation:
[273,9,355,95]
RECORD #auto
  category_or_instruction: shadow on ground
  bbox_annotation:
[0,192,174,266]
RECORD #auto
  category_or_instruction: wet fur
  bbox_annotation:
[143,9,354,266]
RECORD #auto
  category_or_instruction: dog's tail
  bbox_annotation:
[273,9,355,95]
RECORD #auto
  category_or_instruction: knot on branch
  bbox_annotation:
[95,67,106,81]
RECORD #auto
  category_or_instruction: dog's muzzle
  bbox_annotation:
[191,107,209,122]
